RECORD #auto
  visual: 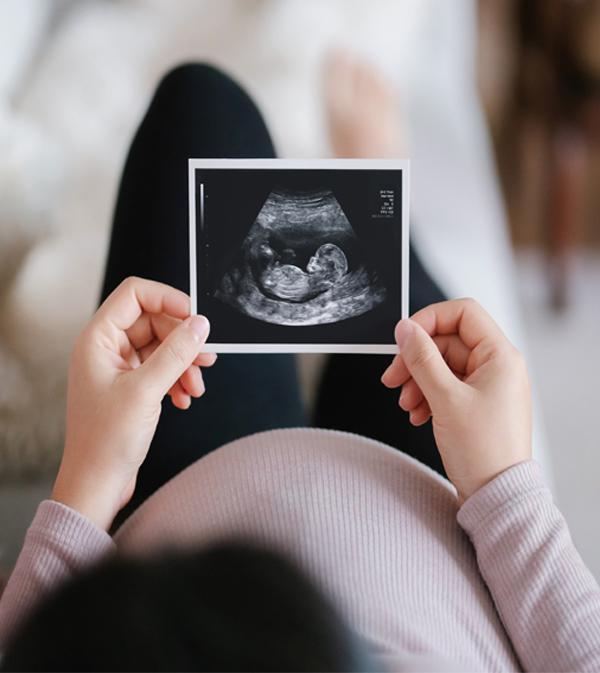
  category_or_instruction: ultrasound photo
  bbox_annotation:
[189,159,409,352]
[215,187,388,326]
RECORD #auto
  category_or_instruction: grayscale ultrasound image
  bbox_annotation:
[214,187,388,326]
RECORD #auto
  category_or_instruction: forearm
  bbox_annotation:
[0,500,115,649]
[51,451,130,532]
[459,461,600,672]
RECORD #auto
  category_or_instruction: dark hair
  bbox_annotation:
[2,541,367,672]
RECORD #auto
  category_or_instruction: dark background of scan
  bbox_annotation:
[195,168,402,345]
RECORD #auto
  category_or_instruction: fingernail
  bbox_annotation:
[395,320,414,350]
[381,365,393,385]
[189,315,210,341]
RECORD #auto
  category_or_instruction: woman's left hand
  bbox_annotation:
[51,277,216,531]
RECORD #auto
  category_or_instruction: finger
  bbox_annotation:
[138,338,160,364]
[169,385,192,410]
[121,342,141,370]
[383,336,471,392]
[125,313,157,352]
[140,341,209,397]
[180,365,205,398]
[134,321,216,369]
[95,277,191,333]
[398,377,424,412]
[381,354,410,388]
[411,298,507,351]
[134,315,210,399]
[126,313,179,352]
[410,399,432,426]
[432,334,472,377]
[167,380,180,398]
[194,351,217,368]
[383,325,475,390]
[168,379,186,399]
[394,319,458,413]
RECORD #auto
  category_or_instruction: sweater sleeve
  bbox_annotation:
[0,500,116,649]
[458,461,600,672]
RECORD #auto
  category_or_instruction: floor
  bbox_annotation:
[1,248,599,585]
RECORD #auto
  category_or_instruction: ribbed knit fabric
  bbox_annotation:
[458,461,600,672]
[1,428,599,671]
[0,500,115,647]
[110,428,518,671]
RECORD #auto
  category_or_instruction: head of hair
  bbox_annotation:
[2,541,368,672]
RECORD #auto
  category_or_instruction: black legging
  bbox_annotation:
[102,63,447,523]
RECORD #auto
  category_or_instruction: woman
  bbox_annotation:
[0,61,598,672]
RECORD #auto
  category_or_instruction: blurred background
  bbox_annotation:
[0,0,598,582]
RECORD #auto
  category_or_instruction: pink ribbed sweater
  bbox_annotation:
[1,428,599,671]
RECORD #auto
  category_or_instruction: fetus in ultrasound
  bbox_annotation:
[215,187,387,326]
[259,242,348,303]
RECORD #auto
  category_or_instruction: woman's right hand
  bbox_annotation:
[52,277,216,531]
[382,299,532,505]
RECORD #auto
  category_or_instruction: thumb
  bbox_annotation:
[135,315,210,397]
[396,319,458,411]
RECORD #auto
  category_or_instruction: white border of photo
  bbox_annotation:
[189,158,409,354]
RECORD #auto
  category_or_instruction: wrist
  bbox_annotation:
[51,463,125,532]
[456,459,531,507]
